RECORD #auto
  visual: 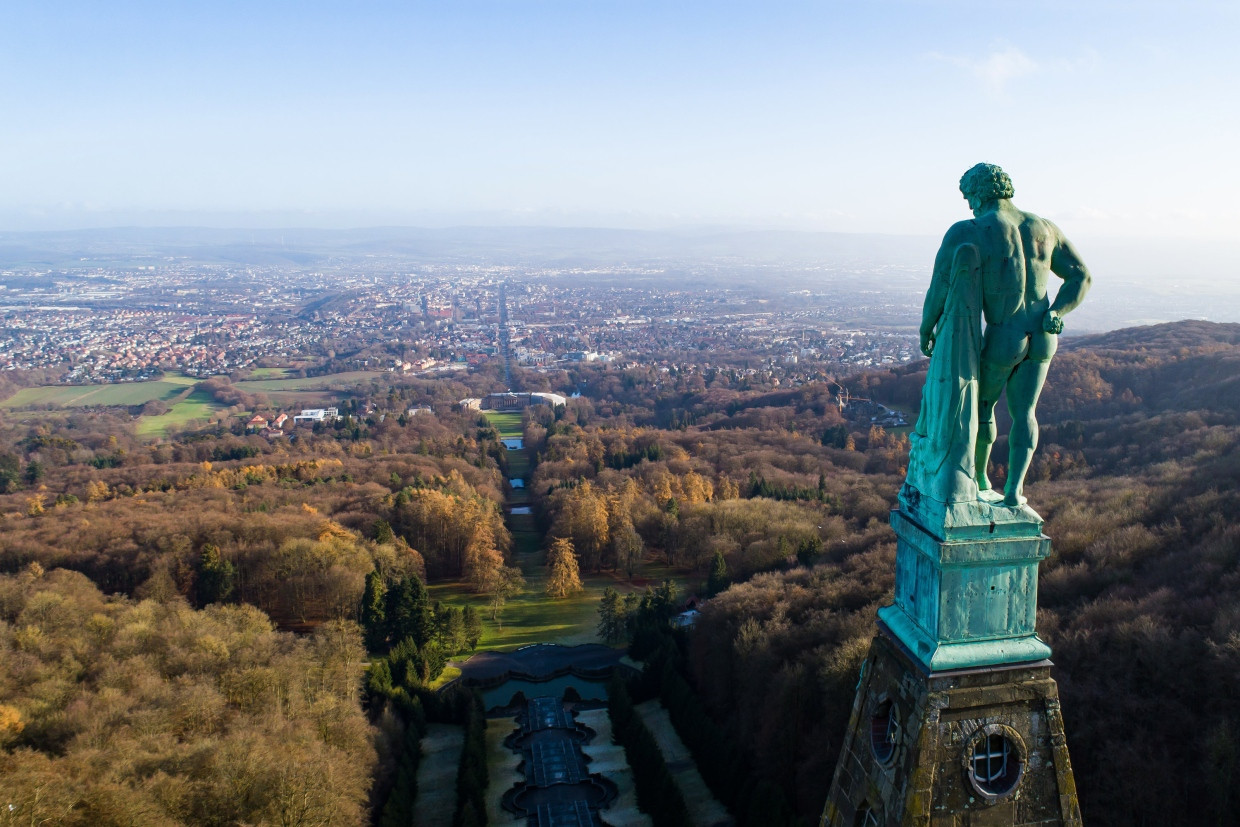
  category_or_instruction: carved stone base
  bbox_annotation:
[821,624,1082,827]
[883,507,1052,671]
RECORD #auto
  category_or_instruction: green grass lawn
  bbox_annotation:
[428,576,609,651]
[234,370,382,391]
[2,373,197,409]
[247,367,294,378]
[135,388,231,437]
[507,511,539,540]
[259,390,335,408]
[483,410,524,438]
[428,664,462,690]
[427,559,692,653]
[506,448,531,481]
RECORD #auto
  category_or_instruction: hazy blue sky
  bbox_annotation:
[1,1,1235,238]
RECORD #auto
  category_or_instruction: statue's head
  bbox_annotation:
[959,163,1014,209]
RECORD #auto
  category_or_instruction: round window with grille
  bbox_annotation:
[964,725,1026,801]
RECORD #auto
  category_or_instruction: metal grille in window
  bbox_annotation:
[869,701,896,764]
[971,733,1020,795]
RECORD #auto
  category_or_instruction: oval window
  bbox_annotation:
[870,700,897,765]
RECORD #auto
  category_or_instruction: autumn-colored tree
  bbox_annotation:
[611,521,644,580]
[552,481,611,571]
[0,570,375,825]
[391,483,510,578]
[465,545,506,595]
[0,703,23,746]
[484,565,524,622]
[545,537,584,598]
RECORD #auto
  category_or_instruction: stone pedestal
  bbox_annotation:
[820,626,1081,827]
[822,495,1080,825]
[879,496,1052,672]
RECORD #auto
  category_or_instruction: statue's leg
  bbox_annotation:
[975,360,1008,491]
[1003,357,1051,506]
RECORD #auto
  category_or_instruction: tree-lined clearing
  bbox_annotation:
[427,561,687,652]
[483,410,524,437]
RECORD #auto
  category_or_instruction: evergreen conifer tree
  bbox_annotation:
[597,586,625,643]
[706,550,730,596]
[196,543,236,605]
[384,575,433,647]
[462,605,484,650]
[360,570,388,651]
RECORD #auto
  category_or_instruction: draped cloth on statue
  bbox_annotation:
[906,243,982,504]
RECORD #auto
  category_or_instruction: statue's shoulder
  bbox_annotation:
[942,218,977,244]
[1019,208,1057,234]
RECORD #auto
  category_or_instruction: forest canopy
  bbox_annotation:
[0,566,375,826]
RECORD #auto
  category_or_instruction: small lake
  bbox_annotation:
[501,437,523,450]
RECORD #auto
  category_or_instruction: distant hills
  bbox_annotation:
[0,225,937,269]
[2,226,1236,328]
[1056,320,1240,417]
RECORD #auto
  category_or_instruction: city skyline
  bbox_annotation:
[2,1,1236,241]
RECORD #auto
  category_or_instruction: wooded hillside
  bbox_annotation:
[688,320,1240,825]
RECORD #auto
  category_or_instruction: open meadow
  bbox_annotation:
[135,387,234,437]
[427,558,690,653]
[234,369,383,391]
[2,373,197,409]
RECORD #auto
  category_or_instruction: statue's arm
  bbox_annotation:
[1045,222,1092,333]
[920,228,961,355]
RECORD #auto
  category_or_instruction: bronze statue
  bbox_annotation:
[912,163,1091,508]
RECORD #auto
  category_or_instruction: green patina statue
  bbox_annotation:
[881,165,1093,670]
[908,163,1091,509]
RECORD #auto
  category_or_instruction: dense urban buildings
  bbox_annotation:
[0,260,920,387]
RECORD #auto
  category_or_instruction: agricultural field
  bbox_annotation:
[234,369,382,391]
[135,387,234,437]
[1,373,197,409]
[247,367,295,378]
[255,390,336,409]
